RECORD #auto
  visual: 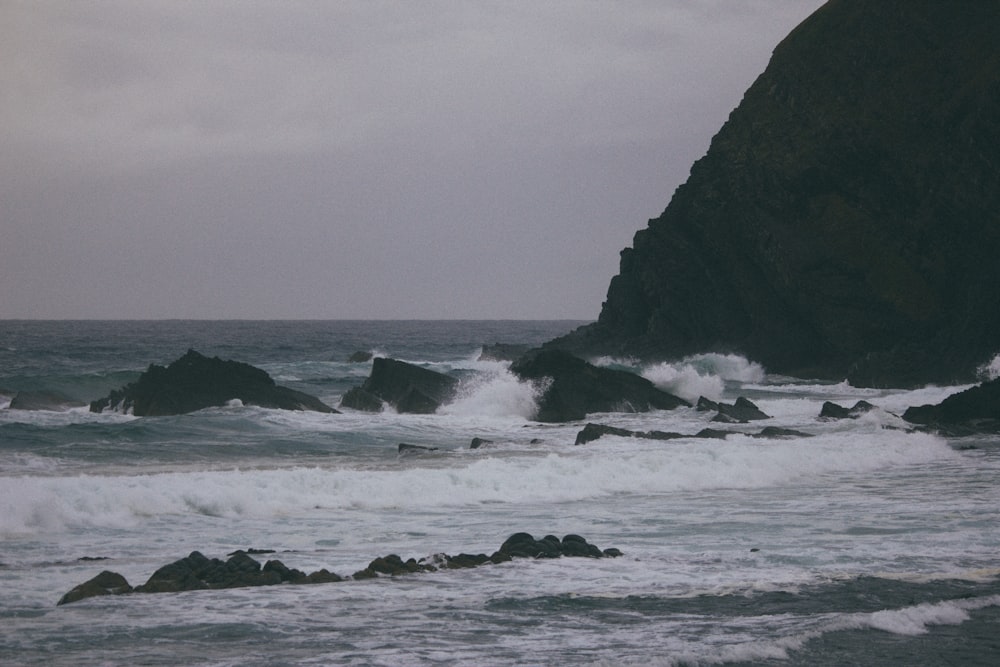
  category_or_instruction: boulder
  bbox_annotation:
[903,378,1000,434]
[819,400,877,420]
[510,349,688,422]
[340,358,458,414]
[469,437,494,449]
[546,1,1000,388]
[339,386,384,412]
[57,570,133,605]
[89,349,336,416]
[347,350,373,363]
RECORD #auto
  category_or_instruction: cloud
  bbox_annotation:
[0,0,825,319]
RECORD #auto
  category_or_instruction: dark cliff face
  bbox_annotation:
[552,0,1000,386]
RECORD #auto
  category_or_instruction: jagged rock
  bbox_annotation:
[713,397,770,423]
[510,349,688,422]
[398,443,438,455]
[339,386,384,412]
[903,378,1000,434]
[819,400,877,420]
[9,390,86,411]
[89,349,336,416]
[340,358,458,414]
[57,570,133,605]
[479,343,531,362]
[546,0,1000,388]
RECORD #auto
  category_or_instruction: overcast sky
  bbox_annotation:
[2,0,825,320]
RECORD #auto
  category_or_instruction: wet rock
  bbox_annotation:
[709,397,770,423]
[903,378,1000,434]
[511,349,688,422]
[339,386,384,412]
[341,358,458,414]
[819,400,876,420]
[90,349,337,416]
[469,437,494,449]
[58,533,624,605]
[57,570,133,605]
[347,350,373,363]
[752,426,814,439]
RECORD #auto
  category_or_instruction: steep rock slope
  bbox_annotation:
[552,0,1000,386]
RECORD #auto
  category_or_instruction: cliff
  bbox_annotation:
[551,0,1000,387]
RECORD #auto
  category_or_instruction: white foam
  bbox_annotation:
[639,354,765,402]
[0,428,956,538]
[978,352,1000,380]
[438,367,541,419]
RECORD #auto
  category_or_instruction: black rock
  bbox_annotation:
[339,386,384,412]
[546,1,1000,388]
[711,397,770,423]
[90,349,337,416]
[9,390,86,411]
[347,350,373,363]
[819,400,876,420]
[57,570,133,605]
[510,349,688,422]
[752,426,813,439]
[469,437,494,449]
[340,358,459,414]
[574,423,636,445]
[903,378,1000,434]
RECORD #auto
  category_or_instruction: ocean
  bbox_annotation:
[1,320,998,666]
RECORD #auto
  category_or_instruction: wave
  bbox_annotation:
[638,354,766,402]
[0,428,955,537]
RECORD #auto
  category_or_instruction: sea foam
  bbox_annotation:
[641,354,766,402]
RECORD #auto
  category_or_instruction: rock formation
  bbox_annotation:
[510,349,687,422]
[8,390,86,411]
[339,357,459,414]
[549,0,1000,387]
[89,349,336,416]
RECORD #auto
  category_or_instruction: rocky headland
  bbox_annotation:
[548,0,1000,388]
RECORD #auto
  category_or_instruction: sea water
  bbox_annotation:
[1,320,998,666]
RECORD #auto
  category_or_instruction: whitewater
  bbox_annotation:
[1,320,998,666]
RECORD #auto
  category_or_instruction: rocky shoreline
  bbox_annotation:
[58,533,622,606]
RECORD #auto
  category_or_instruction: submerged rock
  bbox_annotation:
[510,349,688,422]
[547,1,1000,388]
[89,349,336,416]
[340,357,458,414]
[575,422,811,445]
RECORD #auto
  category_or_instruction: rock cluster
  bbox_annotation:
[89,349,336,416]
[548,0,1000,388]
[58,533,622,605]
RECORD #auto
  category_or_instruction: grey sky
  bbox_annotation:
[2,1,825,320]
